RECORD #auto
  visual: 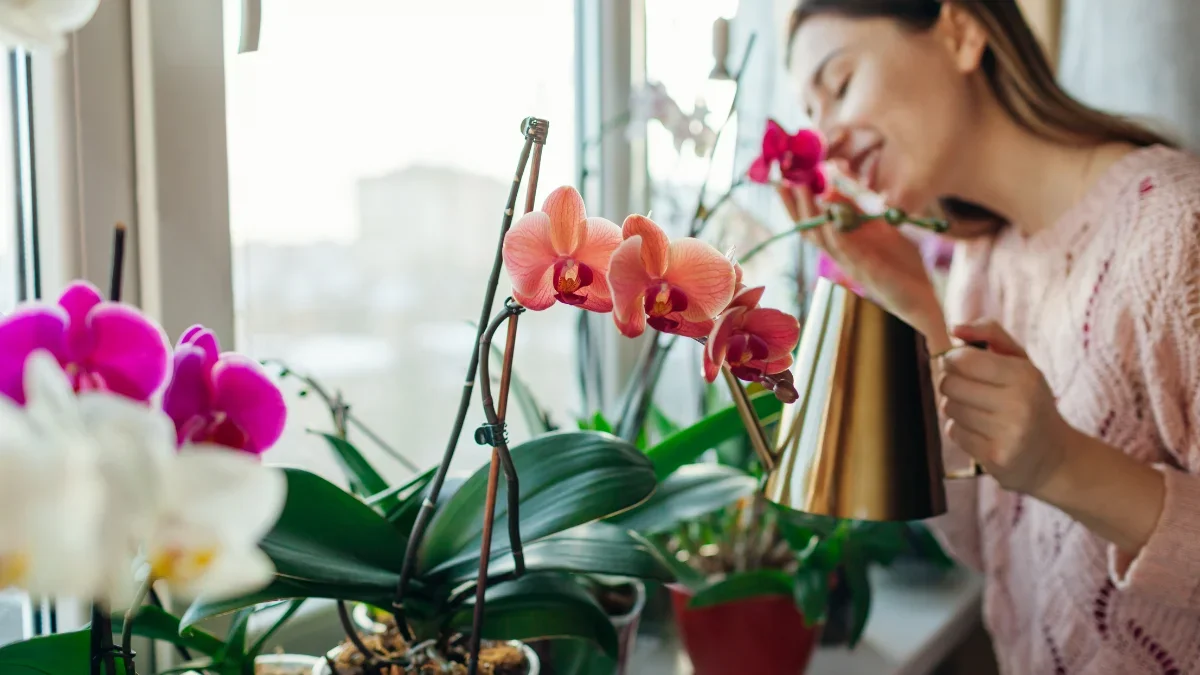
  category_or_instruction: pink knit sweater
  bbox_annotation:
[932,145,1200,675]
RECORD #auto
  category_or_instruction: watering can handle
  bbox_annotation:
[938,340,989,480]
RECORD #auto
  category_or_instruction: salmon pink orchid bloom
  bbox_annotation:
[502,186,623,312]
[0,280,170,405]
[747,119,827,195]
[608,215,736,338]
[162,326,286,456]
[703,285,800,384]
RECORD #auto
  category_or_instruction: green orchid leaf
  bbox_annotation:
[606,464,755,536]
[843,550,873,647]
[312,432,390,498]
[214,607,252,663]
[792,566,830,627]
[247,600,306,659]
[110,604,224,656]
[183,468,408,627]
[417,431,656,573]
[770,503,840,540]
[688,569,794,609]
[428,522,673,585]
[646,392,782,480]
[0,629,127,675]
[450,573,619,659]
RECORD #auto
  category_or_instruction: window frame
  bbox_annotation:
[38,0,634,663]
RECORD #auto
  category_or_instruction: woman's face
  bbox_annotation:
[790,11,985,212]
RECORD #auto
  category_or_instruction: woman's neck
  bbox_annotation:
[945,109,1137,236]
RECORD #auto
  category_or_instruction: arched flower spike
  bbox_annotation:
[162,326,286,456]
[704,285,800,384]
[0,280,170,405]
[502,185,623,312]
[747,119,827,195]
[608,215,736,338]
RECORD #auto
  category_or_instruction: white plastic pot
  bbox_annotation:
[592,576,647,675]
[183,653,322,674]
[313,641,540,675]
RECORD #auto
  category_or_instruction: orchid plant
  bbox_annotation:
[0,269,289,675]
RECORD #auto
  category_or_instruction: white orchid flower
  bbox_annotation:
[0,350,286,606]
[144,445,285,601]
[0,351,107,598]
[0,0,100,52]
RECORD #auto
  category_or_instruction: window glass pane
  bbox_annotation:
[0,51,16,312]
[223,0,579,483]
[641,0,743,426]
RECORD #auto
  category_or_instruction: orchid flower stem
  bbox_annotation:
[109,223,126,302]
[737,214,831,264]
[90,223,128,675]
[691,34,757,238]
[691,178,745,239]
[738,207,950,265]
[264,359,421,474]
[721,366,775,473]
[395,117,547,626]
[148,588,191,662]
[120,576,153,675]
[468,300,525,675]
[336,601,385,670]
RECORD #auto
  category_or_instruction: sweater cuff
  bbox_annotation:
[1108,465,1200,609]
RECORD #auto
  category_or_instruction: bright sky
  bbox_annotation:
[222,0,576,245]
[222,0,740,246]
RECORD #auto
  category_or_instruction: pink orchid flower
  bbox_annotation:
[703,285,800,383]
[747,119,828,194]
[162,326,287,456]
[502,186,623,312]
[608,215,736,338]
[0,280,170,405]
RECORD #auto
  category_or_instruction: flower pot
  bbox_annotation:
[669,584,819,675]
[314,641,540,675]
[589,575,646,675]
[184,654,322,675]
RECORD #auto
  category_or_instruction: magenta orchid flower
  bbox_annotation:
[703,285,800,384]
[502,186,623,312]
[816,253,866,296]
[747,119,828,194]
[0,281,170,405]
[162,326,286,456]
[608,215,736,338]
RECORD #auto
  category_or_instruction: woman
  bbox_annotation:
[781,1,1200,673]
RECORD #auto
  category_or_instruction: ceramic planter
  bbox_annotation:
[183,653,322,674]
[314,641,540,675]
[669,584,819,675]
[599,577,646,675]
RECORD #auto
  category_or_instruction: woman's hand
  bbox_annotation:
[937,320,1073,495]
[777,185,949,351]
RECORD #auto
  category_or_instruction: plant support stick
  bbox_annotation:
[469,300,525,675]
[395,118,548,621]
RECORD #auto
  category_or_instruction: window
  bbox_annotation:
[222,0,581,483]
[0,49,17,312]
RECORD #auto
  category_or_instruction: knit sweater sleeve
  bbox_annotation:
[1107,197,1200,610]
[924,235,996,572]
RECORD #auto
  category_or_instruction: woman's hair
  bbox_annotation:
[788,0,1176,228]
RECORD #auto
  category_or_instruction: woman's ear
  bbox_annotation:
[936,2,989,74]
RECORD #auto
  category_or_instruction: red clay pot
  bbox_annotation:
[670,584,820,675]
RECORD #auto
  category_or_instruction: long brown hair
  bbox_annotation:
[788,0,1175,228]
